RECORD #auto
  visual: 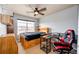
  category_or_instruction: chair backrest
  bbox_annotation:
[64,29,75,45]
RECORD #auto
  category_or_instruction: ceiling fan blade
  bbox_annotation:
[39,8,46,11]
[38,12,44,15]
[35,8,38,11]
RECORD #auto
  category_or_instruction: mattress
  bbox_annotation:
[21,32,45,41]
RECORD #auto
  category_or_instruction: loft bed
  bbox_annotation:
[20,27,49,49]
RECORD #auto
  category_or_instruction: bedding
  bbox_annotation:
[21,32,45,41]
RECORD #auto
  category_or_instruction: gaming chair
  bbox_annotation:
[51,29,76,54]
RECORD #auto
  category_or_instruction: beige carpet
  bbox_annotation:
[18,43,26,54]
[18,43,55,54]
[25,44,46,54]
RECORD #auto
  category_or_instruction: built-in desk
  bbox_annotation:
[0,34,18,54]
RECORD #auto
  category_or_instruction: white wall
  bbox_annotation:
[40,5,78,34]
[0,23,7,36]
[0,5,13,16]
[77,5,79,54]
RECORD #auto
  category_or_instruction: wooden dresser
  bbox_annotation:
[39,27,49,34]
[0,34,18,54]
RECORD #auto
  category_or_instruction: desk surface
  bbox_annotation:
[0,34,15,37]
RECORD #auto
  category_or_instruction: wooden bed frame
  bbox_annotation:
[20,27,49,49]
[20,35,40,49]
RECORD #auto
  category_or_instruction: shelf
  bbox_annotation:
[40,35,51,54]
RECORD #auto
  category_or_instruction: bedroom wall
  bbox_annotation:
[0,23,7,36]
[77,5,79,54]
[39,5,78,34]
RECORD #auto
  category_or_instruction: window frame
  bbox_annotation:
[17,19,35,34]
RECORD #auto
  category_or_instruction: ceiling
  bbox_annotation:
[2,4,74,19]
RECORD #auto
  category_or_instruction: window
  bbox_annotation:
[27,21,35,32]
[17,20,35,34]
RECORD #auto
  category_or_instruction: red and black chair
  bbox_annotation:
[51,29,76,54]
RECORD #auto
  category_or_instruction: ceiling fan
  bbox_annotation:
[26,5,47,16]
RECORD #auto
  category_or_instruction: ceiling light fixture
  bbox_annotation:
[34,11,38,15]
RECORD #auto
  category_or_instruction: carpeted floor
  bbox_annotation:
[25,44,46,54]
[18,43,26,54]
[18,43,55,54]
